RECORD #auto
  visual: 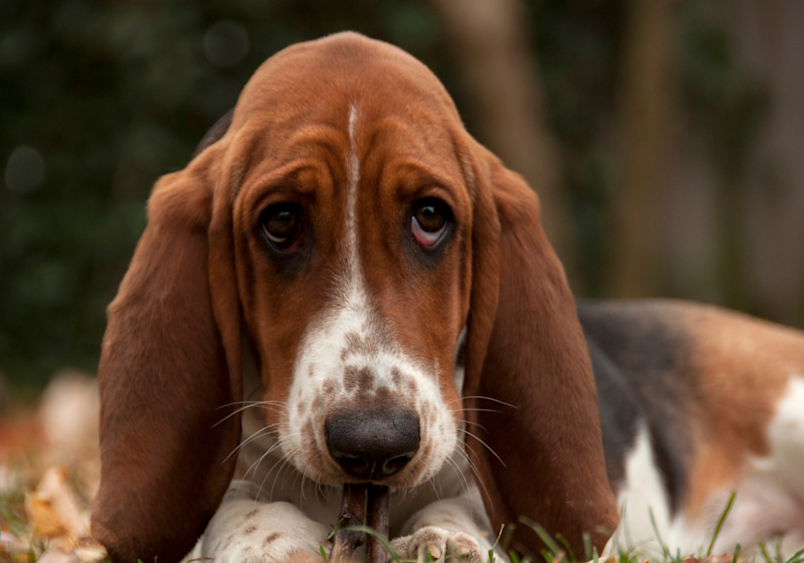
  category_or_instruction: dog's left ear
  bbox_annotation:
[461,143,618,558]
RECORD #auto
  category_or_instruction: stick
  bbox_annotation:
[330,484,368,562]
[366,485,391,563]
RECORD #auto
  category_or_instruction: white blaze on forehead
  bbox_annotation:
[344,104,361,290]
[332,103,372,338]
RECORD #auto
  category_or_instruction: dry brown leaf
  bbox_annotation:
[25,493,67,539]
[25,466,90,541]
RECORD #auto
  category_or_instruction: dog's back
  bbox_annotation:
[580,299,804,556]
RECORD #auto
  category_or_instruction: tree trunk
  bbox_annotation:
[610,0,676,298]
[727,0,804,327]
[430,0,577,284]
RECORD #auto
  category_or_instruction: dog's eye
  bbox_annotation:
[260,204,301,251]
[411,199,449,247]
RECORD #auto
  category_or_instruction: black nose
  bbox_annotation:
[325,409,420,481]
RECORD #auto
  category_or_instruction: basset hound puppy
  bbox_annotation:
[91,32,804,563]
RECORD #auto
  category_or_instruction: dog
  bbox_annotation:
[91,32,804,563]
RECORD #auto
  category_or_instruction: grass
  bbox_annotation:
[2,476,802,563]
[503,492,804,563]
[2,462,803,563]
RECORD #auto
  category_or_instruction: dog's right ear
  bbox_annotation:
[91,145,243,563]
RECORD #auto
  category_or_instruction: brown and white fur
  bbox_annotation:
[586,301,804,559]
[91,33,804,563]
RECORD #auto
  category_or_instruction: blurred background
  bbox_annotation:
[1,0,803,393]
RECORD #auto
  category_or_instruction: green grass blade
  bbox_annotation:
[760,540,772,563]
[648,506,671,560]
[487,524,505,563]
[327,518,344,541]
[556,534,577,563]
[706,491,737,557]
[583,532,592,562]
[342,525,401,563]
[732,543,741,563]
[320,545,328,563]
[784,546,804,563]
[519,516,562,559]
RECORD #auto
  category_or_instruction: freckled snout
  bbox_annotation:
[325,409,420,481]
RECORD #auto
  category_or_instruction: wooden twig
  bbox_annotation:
[366,485,391,563]
[329,484,392,563]
[330,484,368,562]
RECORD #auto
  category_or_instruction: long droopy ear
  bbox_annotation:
[462,145,618,559]
[91,151,242,563]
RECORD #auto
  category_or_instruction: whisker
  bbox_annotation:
[444,455,470,498]
[217,400,288,409]
[241,430,301,483]
[255,445,298,508]
[446,395,517,409]
[455,440,493,508]
[451,407,503,414]
[456,417,487,433]
[253,460,283,510]
[456,440,484,481]
[315,469,324,501]
[222,423,280,464]
[269,451,298,502]
[461,428,506,467]
[429,475,443,502]
[212,401,287,427]
[242,439,287,480]
[289,466,303,506]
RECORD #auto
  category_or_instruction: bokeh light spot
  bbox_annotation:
[5,145,45,193]
[203,20,250,69]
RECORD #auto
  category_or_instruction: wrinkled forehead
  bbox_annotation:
[227,34,466,171]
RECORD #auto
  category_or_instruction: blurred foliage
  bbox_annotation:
[679,0,766,173]
[0,0,757,388]
[528,0,627,296]
[0,0,444,388]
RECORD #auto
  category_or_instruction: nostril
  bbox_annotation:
[381,454,414,477]
[325,409,420,481]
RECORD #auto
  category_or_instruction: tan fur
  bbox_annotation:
[681,304,804,518]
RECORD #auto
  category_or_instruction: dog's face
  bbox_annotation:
[92,33,617,563]
[227,40,474,487]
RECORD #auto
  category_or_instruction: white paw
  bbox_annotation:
[202,500,329,563]
[391,526,485,562]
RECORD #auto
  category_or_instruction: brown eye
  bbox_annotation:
[260,204,301,250]
[411,199,449,247]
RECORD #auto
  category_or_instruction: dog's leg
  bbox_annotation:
[391,483,506,563]
[199,481,331,563]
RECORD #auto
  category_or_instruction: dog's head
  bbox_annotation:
[91,32,616,563]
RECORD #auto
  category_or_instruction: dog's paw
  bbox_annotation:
[391,526,484,562]
[202,500,330,563]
